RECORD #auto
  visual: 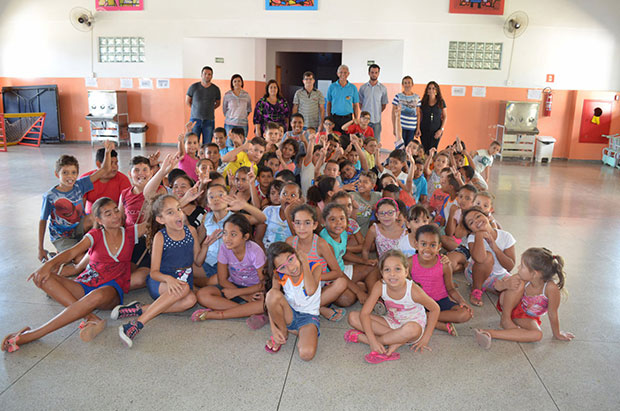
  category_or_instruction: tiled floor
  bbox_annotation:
[1,144,619,410]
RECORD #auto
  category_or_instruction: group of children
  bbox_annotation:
[2,114,574,363]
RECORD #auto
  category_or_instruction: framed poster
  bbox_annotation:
[96,1,144,11]
[449,0,504,16]
[266,1,317,11]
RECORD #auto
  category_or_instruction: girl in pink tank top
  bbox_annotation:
[475,248,575,349]
[411,225,472,337]
[287,205,349,322]
[345,250,440,364]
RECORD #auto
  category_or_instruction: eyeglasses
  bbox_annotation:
[276,254,296,274]
[377,210,396,217]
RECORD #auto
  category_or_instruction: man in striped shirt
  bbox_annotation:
[292,71,325,131]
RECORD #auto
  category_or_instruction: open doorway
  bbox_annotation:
[275,51,342,104]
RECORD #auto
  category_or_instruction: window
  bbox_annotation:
[448,41,502,70]
[99,37,145,63]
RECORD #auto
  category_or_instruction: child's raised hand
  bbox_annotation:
[202,229,222,248]
[148,150,161,166]
[185,120,196,133]
[247,166,257,185]
[506,274,522,291]
[182,182,203,204]
[554,331,575,341]
[429,147,437,157]
[103,140,115,152]
[177,133,185,143]
[223,195,247,212]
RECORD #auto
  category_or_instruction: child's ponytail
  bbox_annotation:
[522,247,567,290]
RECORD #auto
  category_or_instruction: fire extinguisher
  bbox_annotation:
[543,87,552,117]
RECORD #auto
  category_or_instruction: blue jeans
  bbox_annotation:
[191,118,215,145]
[402,128,416,147]
[224,124,249,148]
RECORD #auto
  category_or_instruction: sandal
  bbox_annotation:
[364,351,401,364]
[246,314,269,330]
[1,327,31,353]
[264,336,281,354]
[470,289,484,307]
[190,308,212,322]
[446,322,458,337]
[344,329,363,343]
[325,307,346,322]
[474,329,492,349]
[78,320,106,342]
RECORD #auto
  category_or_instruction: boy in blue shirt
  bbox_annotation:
[38,141,113,262]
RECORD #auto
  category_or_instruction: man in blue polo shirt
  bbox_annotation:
[326,65,360,134]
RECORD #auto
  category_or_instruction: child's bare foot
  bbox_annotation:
[79,319,106,342]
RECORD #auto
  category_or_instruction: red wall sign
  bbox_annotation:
[546,74,555,83]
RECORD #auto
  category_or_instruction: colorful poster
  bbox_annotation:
[266,1,317,11]
[96,1,144,11]
[449,0,504,16]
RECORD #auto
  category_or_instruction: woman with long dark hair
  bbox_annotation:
[253,80,290,137]
[419,81,448,153]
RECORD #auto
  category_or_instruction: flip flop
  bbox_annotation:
[246,314,269,330]
[264,336,281,354]
[446,322,458,337]
[1,327,31,353]
[190,308,212,322]
[79,320,106,342]
[325,307,346,322]
[474,329,492,349]
[344,329,363,343]
[364,351,401,364]
[470,289,484,307]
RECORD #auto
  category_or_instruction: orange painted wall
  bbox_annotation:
[1,76,618,160]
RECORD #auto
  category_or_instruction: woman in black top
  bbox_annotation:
[419,81,448,153]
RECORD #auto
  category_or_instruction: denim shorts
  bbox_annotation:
[78,279,124,305]
[202,262,218,278]
[454,244,471,260]
[436,296,458,311]
[287,308,320,336]
[146,274,194,300]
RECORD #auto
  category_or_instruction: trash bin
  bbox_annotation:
[128,122,148,148]
[535,136,556,163]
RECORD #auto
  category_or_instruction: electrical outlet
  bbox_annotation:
[79,126,83,132]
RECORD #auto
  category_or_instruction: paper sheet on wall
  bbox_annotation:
[451,86,466,97]
[139,78,153,89]
[527,89,542,100]
[120,78,133,89]
[156,79,170,89]
[85,77,98,88]
[472,86,486,97]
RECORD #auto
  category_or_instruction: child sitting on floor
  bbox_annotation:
[345,250,439,364]
[264,242,322,361]
[475,247,574,349]
[2,197,144,353]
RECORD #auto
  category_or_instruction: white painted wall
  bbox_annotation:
[342,40,404,84]
[0,0,618,90]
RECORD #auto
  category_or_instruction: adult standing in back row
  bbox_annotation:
[292,71,325,131]
[418,81,447,153]
[326,65,359,134]
[186,66,221,144]
[358,64,388,142]
[392,75,421,149]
